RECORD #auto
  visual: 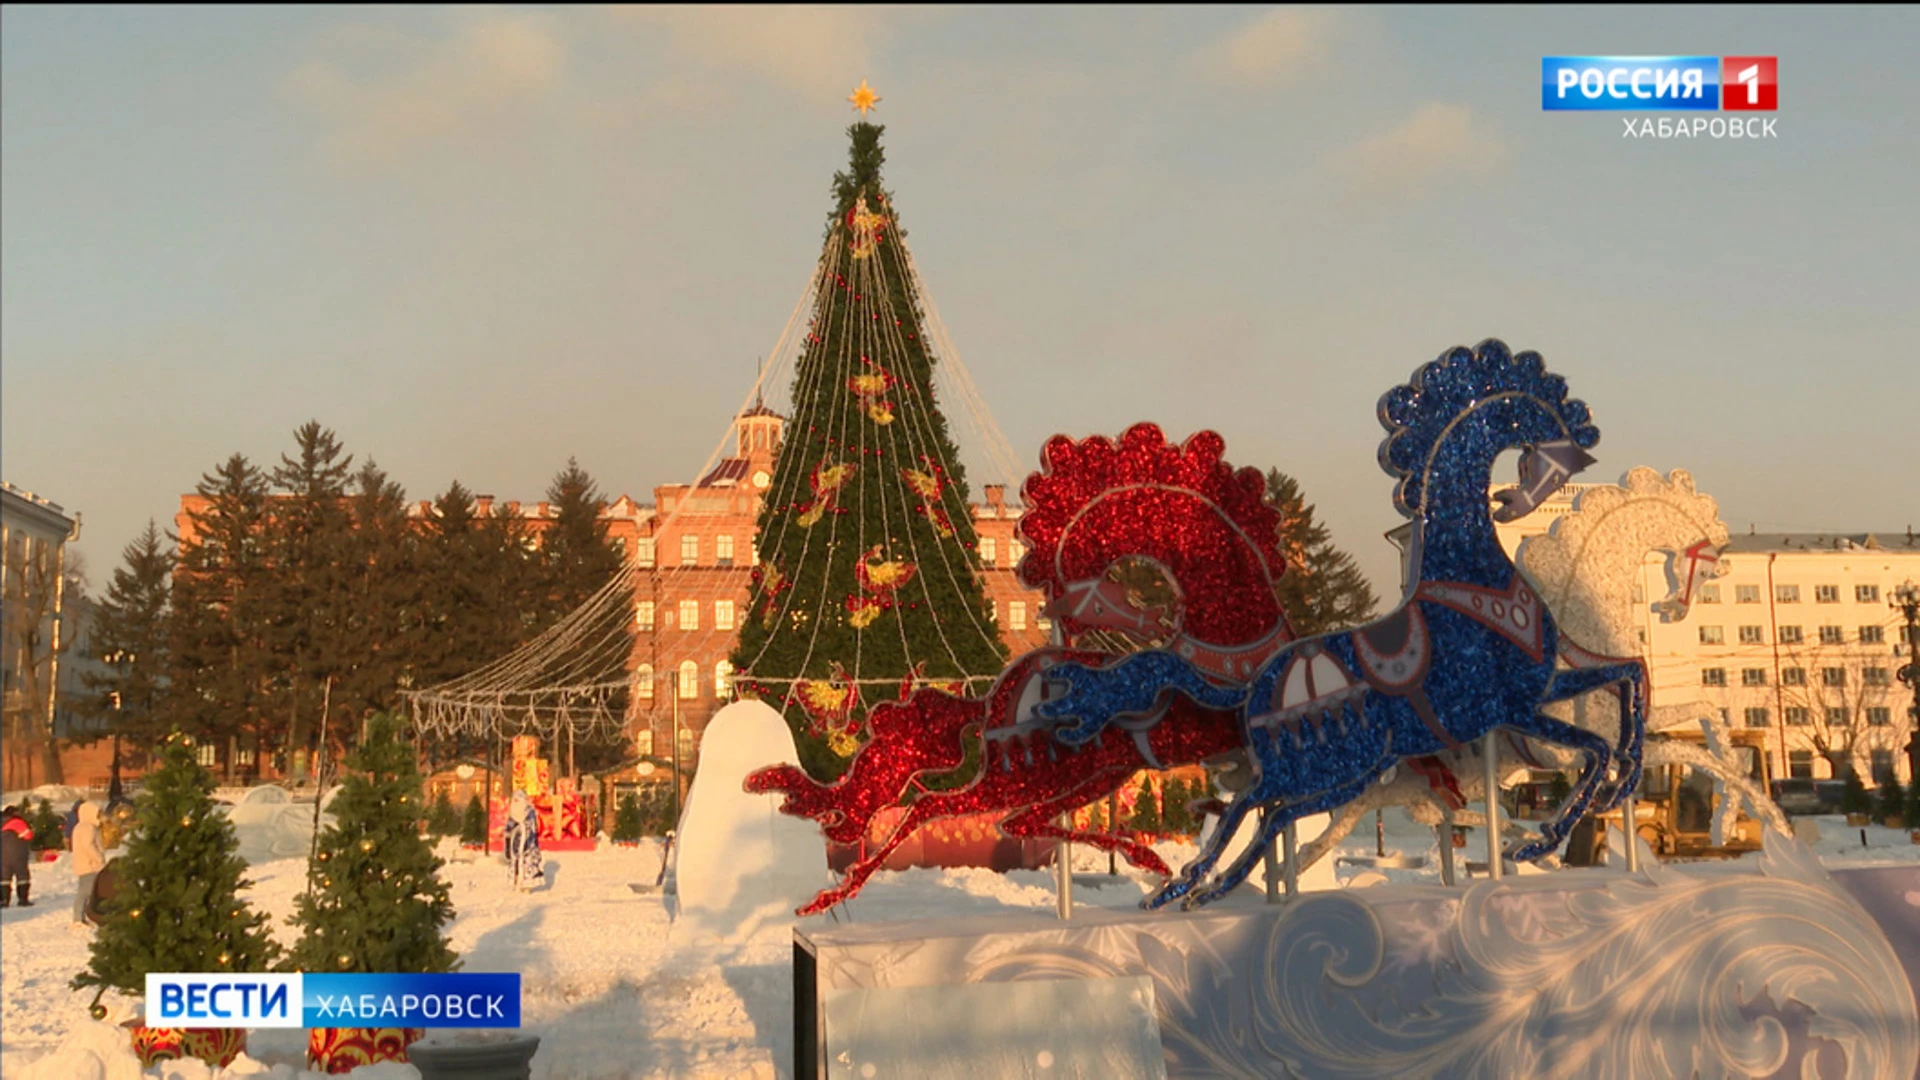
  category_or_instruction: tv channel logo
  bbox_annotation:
[1542,57,1776,111]
[147,972,522,1029]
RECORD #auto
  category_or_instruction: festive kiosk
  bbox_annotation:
[759,340,1920,1078]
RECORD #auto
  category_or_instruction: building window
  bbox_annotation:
[678,661,698,700]
[637,663,654,700]
[1698,583,1721,603]
[1738,625,1765,645]
[1781,667,1806,687]
[749,543,759,566]
[716,535,735,566]
[637,601,655,631]
[1821,667,1846,688]
[988,601,998,622]
[1008,540,1026,566]
[1859,625,1884,644]
[681,535,699,565]
[1787,750,1813,779]
[979,537,996,566]
[1632,583,1646,604]
[1785,706,1810,726]
[1701,667,1727,687]
[637,537,655,568]
[1775,584,1800,604]
[634,729,654,756]
[715,600,735,631]
[1741,668,1768,687]
[1009,601,1027,632]
[677,727,695,759]
[1863,667,1890,686]
[197,743,218,768]
[1779,625,1804,645]
[1870,751,1896,786]
[1818,625,1845,645]
[1736,584,1761,604]
[1699,625,1724,645]
[1866,706,1892,727]
[678,600,699,632]
[1825,706,1849,727]
[714,661,734,701]
[1856,584,1880,604]
[1036,615,1053,635]
[1815,584,1840,604]
[1743,707,1770,729]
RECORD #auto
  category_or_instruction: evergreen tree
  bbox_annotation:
[1878,778,1906,823]
[1906,774,1919,829]
[74,733,282,1002]
[1265,470,1379,637]
[1841,771,1871,816]
[460,795,489,847]
[290,714,458,976]
[265,422,356,763]
[1129,779,1162,833]
[1161,779,1193,835]
[611,792,645,845]
[427,788,459,837]
[30,798,63,853]
[537,460,631,773]
[731,117,1009,781]
[76,522,174,755]
[166,454,273,755]
[334,458,417,723]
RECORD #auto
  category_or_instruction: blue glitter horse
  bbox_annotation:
[1037,340,1648,909]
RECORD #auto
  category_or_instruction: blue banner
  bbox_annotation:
[146,972,521,1029]
[1542,56,1720,111]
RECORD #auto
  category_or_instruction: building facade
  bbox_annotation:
[2,481,86,790]
[1480,484,1919,786]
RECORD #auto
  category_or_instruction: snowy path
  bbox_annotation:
[4,816,1916,1079]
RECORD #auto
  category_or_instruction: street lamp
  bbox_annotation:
[1893,580,1920,784]
[101,650,135,804]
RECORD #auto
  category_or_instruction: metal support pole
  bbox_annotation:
[1263,810,1280,904]
[1482,732,1504,880]
[1055,813,1073,920]
[1282,819,1299,897]
[1437,820,1456,885]
[1622,795,1639,872]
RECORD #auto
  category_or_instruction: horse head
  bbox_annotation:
[1017,423,1291,649]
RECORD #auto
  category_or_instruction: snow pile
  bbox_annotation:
[1199,811,1340,893]
[667,701,832,941]
[11,1017,146,1080]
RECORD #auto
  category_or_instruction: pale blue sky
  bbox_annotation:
[5,5,1917,598]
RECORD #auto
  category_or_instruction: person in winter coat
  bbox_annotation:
[0,805,34,908]
[69,802,105,928]
[64,799,84,850]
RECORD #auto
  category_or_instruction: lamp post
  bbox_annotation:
[102,649,134,804]
[1893,580,1920,784]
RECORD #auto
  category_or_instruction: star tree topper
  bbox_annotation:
[849,79,882,116]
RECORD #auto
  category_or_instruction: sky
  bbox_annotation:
[5,5,1918,601]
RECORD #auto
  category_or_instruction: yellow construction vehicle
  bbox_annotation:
[1601,728,1772,859]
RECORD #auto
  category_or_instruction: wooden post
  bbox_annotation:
[1483,733,1504,880]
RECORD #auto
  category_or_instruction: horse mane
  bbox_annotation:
[1376,339,1600,520]
[1014,422,1283,608]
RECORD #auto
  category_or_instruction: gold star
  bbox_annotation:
[848,79,881,117]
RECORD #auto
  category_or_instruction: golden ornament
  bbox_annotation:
[848,79,882,117]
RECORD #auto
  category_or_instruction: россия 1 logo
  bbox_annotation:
[1542,56,1777,111]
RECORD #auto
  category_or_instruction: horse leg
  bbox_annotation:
[1494,714,1613,864]
[1144,786,1264,911]
[1181,768,1387,910]
[794,799,937,918]
[999,774,1173,877]
[1545,662,1647,809]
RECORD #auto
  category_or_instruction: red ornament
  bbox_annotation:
[307,1027,424,1073]
[129,1024,247,1069]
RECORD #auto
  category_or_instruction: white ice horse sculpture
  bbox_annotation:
[1271,467,1791,875]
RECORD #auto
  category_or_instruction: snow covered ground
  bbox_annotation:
[4,811,1916,1079]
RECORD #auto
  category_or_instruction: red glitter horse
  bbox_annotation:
[745,424,1295,916]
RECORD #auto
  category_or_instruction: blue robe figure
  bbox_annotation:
[504,790,545,892]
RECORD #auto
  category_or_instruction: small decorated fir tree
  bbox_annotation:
[460,795,488,847]
[30,798,63,853]
[1160,779,1193,835]
[611,793,645,845]
[290,714,458,977]
[427,789,459,837]
[73,733,283,1008]
[1129,779,1161,834]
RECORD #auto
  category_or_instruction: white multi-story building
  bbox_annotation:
[1469,483,1919,786]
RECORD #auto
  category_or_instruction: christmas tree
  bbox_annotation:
[611,793,645,845]
[427,788,459,837]
[289,714,458,976]
[732,85,1009,780]
[73,733,282,1006]
[460,795,488,847]
[1128,778,1162,834]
